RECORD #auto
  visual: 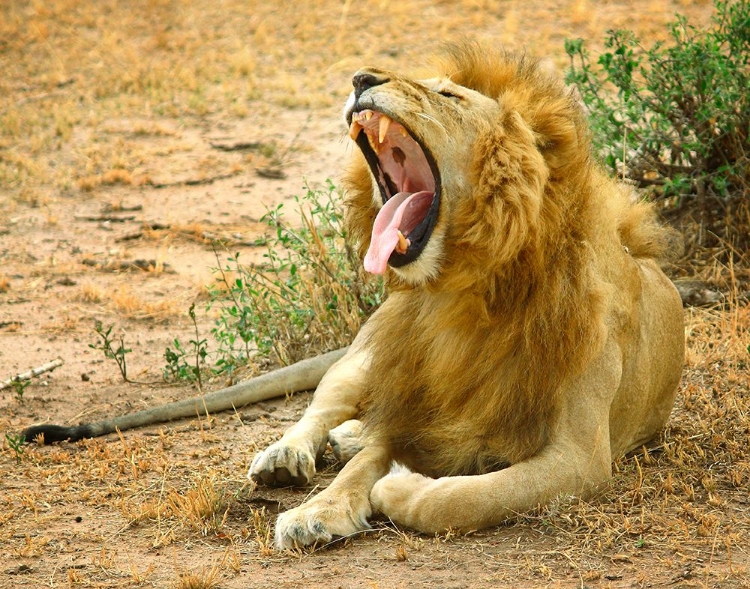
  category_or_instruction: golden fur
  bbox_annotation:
[249,43,685,549]
[344,44,673,473]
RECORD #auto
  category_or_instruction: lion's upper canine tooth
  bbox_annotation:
[349,120,362,141]
[378,114,392,143]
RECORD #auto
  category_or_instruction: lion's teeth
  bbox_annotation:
[365,111,373,121]
[378,114,392,143]
[400,127,408,138]
[367,132,379,154]
[349,120,362,141]
[396,230,409,254]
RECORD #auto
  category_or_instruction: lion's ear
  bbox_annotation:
[531,94,590,174]
[461,112,547,267]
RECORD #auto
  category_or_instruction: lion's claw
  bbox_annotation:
[275,511,334,549]
[274,497,371,550]
[248,441,316,487]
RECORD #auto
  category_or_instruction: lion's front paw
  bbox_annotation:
[274,496,371,550]
[328,419,364,464]
[248,440,317,487]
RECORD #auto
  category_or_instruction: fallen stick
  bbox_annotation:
[74,215,137,222]
[210,140,263,151]
[102,204,143,213]
[81,258,176,274]
[1,358,64,391]
[149,172,239,189]
[255,166,287,179]
[21,347,347,444]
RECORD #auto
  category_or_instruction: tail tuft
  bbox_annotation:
[21,424,94,445]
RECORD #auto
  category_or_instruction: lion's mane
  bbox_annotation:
[342,43,676,476]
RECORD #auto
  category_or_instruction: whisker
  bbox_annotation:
[416,112,447,133]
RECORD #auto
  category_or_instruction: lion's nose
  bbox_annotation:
[352,70,389,98]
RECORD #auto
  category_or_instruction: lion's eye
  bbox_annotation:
[436,88,462,101]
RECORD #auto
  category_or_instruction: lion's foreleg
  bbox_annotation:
[249,344,369,487]
[274,444,391,549]
[371,351,621,534]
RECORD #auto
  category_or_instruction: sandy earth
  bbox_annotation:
[2,1,748,588]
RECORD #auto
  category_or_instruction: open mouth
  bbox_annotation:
[348,109,441,275]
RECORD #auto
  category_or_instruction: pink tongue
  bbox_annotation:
[364,191,431,275]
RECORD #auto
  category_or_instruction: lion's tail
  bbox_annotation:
[20,348,347,445]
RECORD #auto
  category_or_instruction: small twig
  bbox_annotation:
[0,358,63,391]
[81,258,176,274]
[74,214,136,223]
[2,90,69,114]
[102,203,143,213]
[115,231,145,242]
[116,225,256,247]
[210,141,263,152]
[145,222,171,230]
[255,167,287,179]
[149,172,239,189]
[199,230,257,246]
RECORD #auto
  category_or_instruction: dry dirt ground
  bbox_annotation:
[1,1,749,588]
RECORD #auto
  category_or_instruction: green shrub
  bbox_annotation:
[207,180,383,372]
[565,0,748,202]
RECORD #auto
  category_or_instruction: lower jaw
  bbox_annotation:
[387,210,438,269]
[389,237,442,285]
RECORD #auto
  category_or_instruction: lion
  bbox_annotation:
[248,43,685,549]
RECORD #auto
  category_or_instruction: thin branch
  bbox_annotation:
[1,358,63,390]
[74,214,136,223]
[148,172,239,189]
[210,141,263,151]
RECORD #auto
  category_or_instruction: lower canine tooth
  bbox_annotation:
[396,230,409,254]
[367,132,379,154]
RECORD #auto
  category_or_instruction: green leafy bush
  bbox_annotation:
[565,0,748,202]
[207,180,383,372]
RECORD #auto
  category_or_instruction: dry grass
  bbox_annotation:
[173,567,221,589]
[2,307,748,583]
[0,0,715,204]
[1,0,744,587]
[4,302,746,586]
[73,279,191,321]
[109,286,185,321]
[514,302,750,579]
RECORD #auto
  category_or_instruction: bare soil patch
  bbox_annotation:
[1,1,747,588]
